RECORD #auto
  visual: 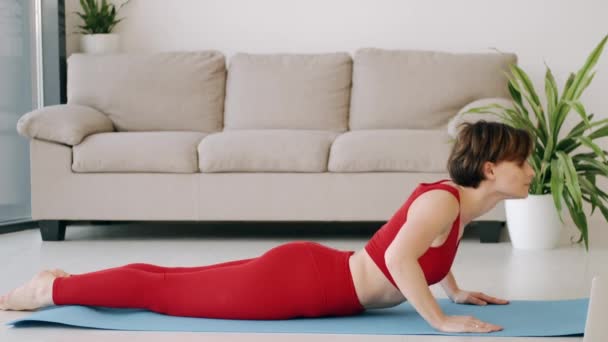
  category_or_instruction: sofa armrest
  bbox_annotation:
[17,104,114,146]
[447,98,513,138]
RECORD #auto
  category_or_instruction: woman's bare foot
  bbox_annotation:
[0,270,59,311]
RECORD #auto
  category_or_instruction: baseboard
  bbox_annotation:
[0,219,38,234]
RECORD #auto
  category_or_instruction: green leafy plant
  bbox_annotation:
[76,0,131,34]
[465,35,608,251]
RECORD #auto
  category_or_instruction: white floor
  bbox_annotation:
[1,220,606,342]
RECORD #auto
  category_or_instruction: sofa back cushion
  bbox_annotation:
[67,51,226,132]
[224,53,352,131]
[349,48,516,129]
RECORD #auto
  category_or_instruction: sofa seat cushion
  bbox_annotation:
[73,132,207,173]
[328,129,452,172]
[198,130,339,172]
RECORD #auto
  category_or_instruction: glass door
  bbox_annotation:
[0,0,36,224]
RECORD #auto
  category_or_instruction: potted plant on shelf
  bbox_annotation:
[76,0,131,54]
[465,34,608,251]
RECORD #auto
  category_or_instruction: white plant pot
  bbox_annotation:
[505,194,564,249]
[80,34,120,54]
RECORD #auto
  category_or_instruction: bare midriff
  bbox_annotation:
[348,248,406,309]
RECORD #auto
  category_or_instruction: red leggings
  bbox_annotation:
[52,241,365,319]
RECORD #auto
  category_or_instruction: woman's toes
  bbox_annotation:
[0,292,14,310]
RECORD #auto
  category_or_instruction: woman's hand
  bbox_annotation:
[449,289,509,306]
[436,315,503,333]
[431,290,509,333]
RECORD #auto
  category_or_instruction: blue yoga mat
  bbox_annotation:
[6,298,588,336]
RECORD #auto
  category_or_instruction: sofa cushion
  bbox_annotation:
[16,104,114,146]
[224,53,352,131]
[349,48,516,130]
[198,130,339,172]
[73,132,207,173]
[68,51,226,132]
[328,129,452,172]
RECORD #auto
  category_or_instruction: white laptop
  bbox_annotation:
[583,276,607,341]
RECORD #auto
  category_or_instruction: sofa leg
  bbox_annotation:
[475,221,505,243]
[39,220,67,241]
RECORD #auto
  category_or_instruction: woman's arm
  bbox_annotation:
[385,191,504,333]
[387,257,446,327]
[385,190,460,329]
[439,271,460,300]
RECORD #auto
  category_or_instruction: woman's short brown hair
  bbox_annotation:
[447,121,534,188]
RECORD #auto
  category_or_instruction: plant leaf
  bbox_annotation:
[508,81,523,107]
[76,0,129,34]
[566,100,592,129]
[79,0,90,15]
[556,151,583,209]
[579,176,607,217]
[563,191,589,250]
[564,34,608,101]
[597,200,608,223]
[510,65,548,135]
[579,136,608,162]
[545,64,559,117]
[511,64,541,106]
[577,156,608,175]
[118,0,132,10]
[88,0,97,17]
[575,72,596,100]
[579,176,597,213]
[562,114,597,144]
[550,158,565,222]
[560,73,576,102]
[506,76,533,122]
[589,123,608,140]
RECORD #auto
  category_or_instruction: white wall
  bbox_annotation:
[65,0,608,225]
[65,0,608,126]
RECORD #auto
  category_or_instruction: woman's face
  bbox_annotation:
[488,159,536,199]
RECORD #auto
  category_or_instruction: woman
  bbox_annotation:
[0,121,534,334]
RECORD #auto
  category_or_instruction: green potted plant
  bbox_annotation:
[465,35,608,251]
[76,0,131,54]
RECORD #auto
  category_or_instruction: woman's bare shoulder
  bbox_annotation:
[410,187,460,220]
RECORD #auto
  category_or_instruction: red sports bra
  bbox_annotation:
[364,179,461,288]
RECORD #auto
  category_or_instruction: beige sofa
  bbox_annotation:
[16,48,516,241]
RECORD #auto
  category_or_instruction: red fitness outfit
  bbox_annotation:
[52,179,460,319]
[365,179,461,287]
[53,241,364,319]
